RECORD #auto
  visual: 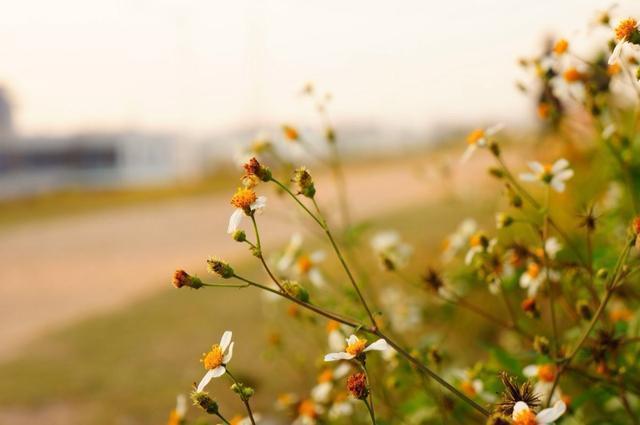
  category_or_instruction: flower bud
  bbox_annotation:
[292,167,316,198]
[576,300,592,320]
[232,230,246,242]
[347,372,369,400]
[521,297,540,318]
[427,348,442,365]
[596,268,608,280]
[190,391,219,415]
[495,213,513,228]
[533,335,550,355]
[510,193,523,209]
[172,269,203,289]
[206,258,234,279]
[489,141,500,157]
[282,280,310,303]
[488,167,504,179]
[243,157,272,182]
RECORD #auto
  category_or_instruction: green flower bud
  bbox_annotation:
[282,280,310,303]
[495,212,514,228]
[576,300,592,320]
[488,167,504,179]
[292,167,316,198]
[232,230,246,242]
[172,269,204,289]
[596,268,608,280]
[206,258,234,279]
[533,335,550,355]
[190,391,219,415]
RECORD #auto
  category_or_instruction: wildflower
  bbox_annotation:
[282,280,310,302]
[167,394,187,425]
[609,18,640,65]
[282,124,300,141]
[197,331,234,392]
[461,124,504,162]
[562,67,584,83]
[324,335,389,361]
[243,157,272,183]
[521,297,540,318]
[292,399,320,425]
[346,372,369,399]
[553,39,569,55]
[190,391,220,415]
[442,218,478,261]
[328,393,354,419]
[311,364,350,403]
[520,263,544,297]
[172,269,203,289]
[371,230,413,270]
[495,372,541,415]
[228,187,267,234]
[379,287,422,332]
[292,167,316,198]
[523,364,561,403]
[534,237,562,260]
[465,232,496,265]
[519,159,573,192]
[511,400,566,425]
[277,233,326,287]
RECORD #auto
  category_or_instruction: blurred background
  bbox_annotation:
[0,1,637,424]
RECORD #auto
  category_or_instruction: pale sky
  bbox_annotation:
[0,0,634,136]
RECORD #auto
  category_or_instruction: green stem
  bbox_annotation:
[226,369,257,425]
[543,186,560,358]
[250,213,285,292]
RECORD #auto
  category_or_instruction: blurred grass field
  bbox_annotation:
[0,191,500,425]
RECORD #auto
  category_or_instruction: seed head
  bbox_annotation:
[172,269,203,289]
[243,157,272,182]
[190,391,219,415]
[494,372,540,415]
[206,258,234,279]
[292,167,316,198]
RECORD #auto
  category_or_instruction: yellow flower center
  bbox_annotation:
[298,399,317,418]
[467,128,485,145]
[513,409,537,425]
[326,320,340,333]
[282,125,299,141]
[345,338,367,356]
[203,345,224,370]
[616,18,638,41]
[469,233,483,247]
[461,380,477,397]
[608,62,622,76]
[230,415,243,425]
[537,364,556,382]
[297,255,313,273]
[527,263,541,278]
[553,39,569,55]
[230,187,257,210]
[318,369,333,383]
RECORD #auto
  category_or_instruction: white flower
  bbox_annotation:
[543,237,562,260]
[461,123,504,162]
[464,233,497,265]
[379,287,422,332]
[371,231,413,270]
[324,335,389,361]
[196,331,234,392]
[609,18,640,65]
[442,219,478,262]
[278,233,326,287]
[523,364,561,404]
[512,400,566,425]
[228,187,267,234]
[519,159,574,193]
[519,262,545,298]
[328,399,354,419]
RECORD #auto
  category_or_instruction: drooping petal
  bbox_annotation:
[324,352,355,362]
[220,330,233,351]
[550,179,566,193]
[535,400,566,423]
[251,196,267,211]
[465,246,480,265]
[227,209,244,234]
[211,365,226,378]
[554,168,574,182]
[197,369,216,392]
[311,382,332,403]
[609,40,624,65]
[223,341,234,363]
[519,172,537,182]
[528,161,545,174]
[486,123,505,136]
[460,145,477,163]
[551,158,569,173]
[346,335,359,346]
[512,401,530,419]
[364,338,389,352]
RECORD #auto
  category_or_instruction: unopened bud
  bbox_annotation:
[292,167,316,198]
[243,157,272,182]
[172,269,203,289]
[596,268,608,280]
[282,280,310,302]
[232,230,246,242]
[488,167,504,179]
[206,258,234,279]
[191,391,219,415]
[533,335,550,355]
[576,300,592,320]
[488,141,500,157]
[495,213,513,228]
[510,194,523,208]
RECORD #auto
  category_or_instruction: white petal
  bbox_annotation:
[251,196,267,211]
[528,161,544,174]
[609,40,624,65]
[523,365,539,377]
[512,401,530,419]
[310,250,326,263]
[550,179,566,193]
[551,158,569,173]
[211,365,226,378]
[364,339,389,352]
[520,273,531,288]
[460,145,476,163]
[519,173,537,182]
[333,362,352,378]
[371,231,399,251]
[311,382,332,403]
[220,331,233,351]
[308,268,326,288]
[223,341,234,363]
[536,400,566,423]
[465,246,480,265]
[346,335,359,345]
[197,370,216,392]
[486,123,505,136]
[227,209,244,234]
[328,330,346,351]
[176,394,188,417]
[554,168,574,182]
[324,352,354,362]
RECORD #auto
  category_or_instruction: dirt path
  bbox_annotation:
[0,153,489,361]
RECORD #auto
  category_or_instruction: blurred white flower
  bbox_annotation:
[442,219,477,262]
[519,159,574,193]
[461,124,504,162]
[371,230,413,270]
[512,400,566,424]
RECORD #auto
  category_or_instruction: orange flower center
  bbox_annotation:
[616,18,638,41]
[283,125,299,141]
[203,345,224,370]
[297,255,313,273]
[469,233,483,247]
[608,62,622,76]
[527,262,541,278]
[537,364,556,382]
[553,39,569,54]
[298,399,317,418]
[318,369,333,383]
[537,103,551,119]
[467,128,485,145]
[460,380,477,397]
[513,408,537,425]
[326,320,340,333]
[230,415,243,425]
[563,68,583,83]
[230,187,257,209]
[345,338,367,356]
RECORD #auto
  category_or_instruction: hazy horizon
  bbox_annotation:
[1,0,636,137]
